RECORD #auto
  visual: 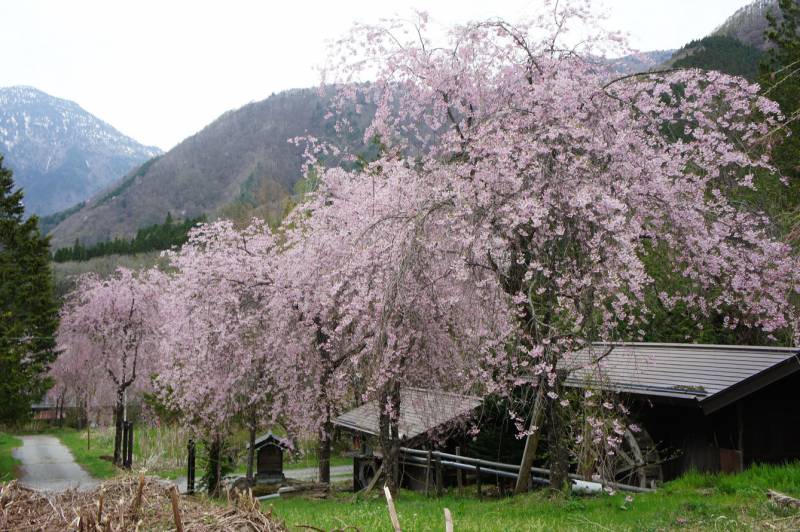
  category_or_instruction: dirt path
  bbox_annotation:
[12,435,99,492]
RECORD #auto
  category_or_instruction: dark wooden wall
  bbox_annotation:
[633,370,800,480]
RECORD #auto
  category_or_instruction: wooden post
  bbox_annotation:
[515,380,546,495]
[444,508,453,532]
[131,473,145,517]
[435,456,443,497]
[97,491,104,524]
[476,465,482,500]
[169,485,184,532]
[425,449,432,497]
[187,439,196,495]
[455,447,463,495]
[383,485,402,532]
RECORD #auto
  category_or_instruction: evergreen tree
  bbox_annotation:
[0,155,59,423]
[760,0,800,244]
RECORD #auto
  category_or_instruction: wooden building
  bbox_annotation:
[565,343,800,482]
[335,343,800,491]
[335,388,483,490]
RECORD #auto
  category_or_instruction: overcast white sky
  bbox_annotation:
[1,0,752,150]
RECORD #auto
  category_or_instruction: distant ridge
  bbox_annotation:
[48,87,372,248]
[0,86,161,215]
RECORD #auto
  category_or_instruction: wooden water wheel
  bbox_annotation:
[613,427,664,488]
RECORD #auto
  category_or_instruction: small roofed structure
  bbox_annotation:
[565,343,800,481]
[336,387,482,442]
[250,432,290,484]
[335,388,483,490]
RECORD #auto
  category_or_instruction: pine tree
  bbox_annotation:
[0,155,59,423]
[760,0,800,244]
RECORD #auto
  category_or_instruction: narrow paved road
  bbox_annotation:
[12,435,99,492]
[286,464,352,482]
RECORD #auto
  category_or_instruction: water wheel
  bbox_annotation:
[613,427,663,488]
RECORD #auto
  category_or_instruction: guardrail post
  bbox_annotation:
[435,455,443,497]
[425,449,432,497]
[476,464,482,500]
[456,446,463,495]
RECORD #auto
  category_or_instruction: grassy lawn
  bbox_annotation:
[0,432,22,482]
[267,463,800,531]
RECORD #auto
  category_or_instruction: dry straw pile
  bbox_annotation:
[0,475,286,531]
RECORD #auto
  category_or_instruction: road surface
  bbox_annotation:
[286,464,352,482]
[12,435,99,492]
[173,464,353,492]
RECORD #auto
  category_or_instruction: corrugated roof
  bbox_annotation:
[334,388,482,440]
[564,343,800,412]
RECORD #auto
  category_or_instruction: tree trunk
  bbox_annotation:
[318,406,332,484]
[207,434,223,497]
[547,370,570,493]
[514,379,546,494]
[379,380,401,496]
[113,389,124,465]
[246,415,256,484]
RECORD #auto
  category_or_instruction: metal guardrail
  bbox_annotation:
[399,446,653,494]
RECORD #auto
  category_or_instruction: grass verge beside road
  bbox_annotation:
[268,462,800,531]
[52,427,118,479]
[0,432,22,481]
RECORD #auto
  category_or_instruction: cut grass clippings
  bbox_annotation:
[0,432,22,481]
[267,462,800,531]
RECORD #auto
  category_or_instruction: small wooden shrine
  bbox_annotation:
[251,432,289,484]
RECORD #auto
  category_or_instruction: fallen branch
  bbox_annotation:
[768,490,800,509]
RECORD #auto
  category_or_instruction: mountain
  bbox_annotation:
[712,0,781,50]
[48,88,371,249]
[659,0,786,79]
[667,35,764,80]
[0,86,162,216]
[610,50,676,74]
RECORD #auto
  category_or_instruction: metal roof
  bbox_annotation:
[564,343,800,413]
[334,388,483,440]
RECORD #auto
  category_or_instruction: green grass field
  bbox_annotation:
[267,462,800,531]
[0,432,22,481]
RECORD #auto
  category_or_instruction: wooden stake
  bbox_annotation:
[131,473,145,517]
[97,491,104,524]
[384,485,402,532]
[168,485,184,532]
[444,508,453,532]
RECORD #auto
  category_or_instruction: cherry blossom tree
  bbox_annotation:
[313,2,800,491]
[278,163,512,492]
[59,268,164,464]
[49,333,112,447]
[155,220,282,493]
